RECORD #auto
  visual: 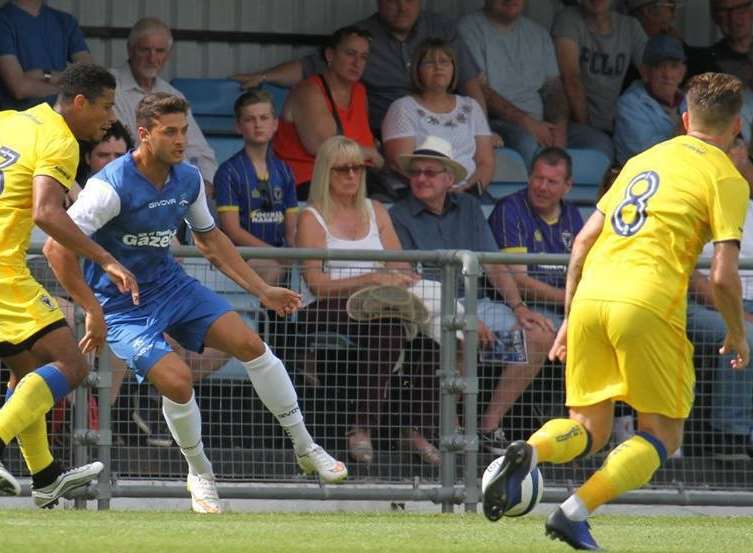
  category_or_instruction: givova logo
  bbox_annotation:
[122,229,177,247]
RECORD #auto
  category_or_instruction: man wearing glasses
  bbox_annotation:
[389,136,555,455]
[687,0,753,83]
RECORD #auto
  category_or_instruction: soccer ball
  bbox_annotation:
[481,454,544,517]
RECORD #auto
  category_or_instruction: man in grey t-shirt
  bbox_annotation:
[459,0,614,166]
[233,0,484,135]
[552,0,646,142]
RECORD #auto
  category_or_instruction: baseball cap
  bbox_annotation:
[642,34,686,66]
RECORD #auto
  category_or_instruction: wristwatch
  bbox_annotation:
[43,70,52,83]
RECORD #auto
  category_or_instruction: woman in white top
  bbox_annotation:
[296,136,439,466]
[381,38,495,195]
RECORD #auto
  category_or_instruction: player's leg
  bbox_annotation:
[546,302,693,551]
[0,322,88,460]
[202,311,347,483]
[483,299,613,522]
[1,331,104,506]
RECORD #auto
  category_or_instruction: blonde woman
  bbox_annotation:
[296,136,439,466]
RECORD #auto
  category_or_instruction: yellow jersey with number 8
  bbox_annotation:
[0,103,78,270]
[576,134,748,327]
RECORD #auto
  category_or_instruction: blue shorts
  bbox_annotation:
[105,275,233,382]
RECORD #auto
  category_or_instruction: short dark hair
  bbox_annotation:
[135,92,189,129]
[530,147,572,179]
[59,63,116,103]
[321,25,372,59]
[234,89,276,119]
[686,72,744,134]
[100,120,134,150]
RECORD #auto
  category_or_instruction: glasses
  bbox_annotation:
[407,168,447,178]
[331,164,366,175]
[419,59,453,69]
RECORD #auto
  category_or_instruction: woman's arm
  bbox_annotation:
[461,135,494,192]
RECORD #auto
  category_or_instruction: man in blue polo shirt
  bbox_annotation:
[215,90,298,286]
[0,0,93,110]
[487,147,583,324]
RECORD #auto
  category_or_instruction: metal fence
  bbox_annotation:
[3,248,753,511]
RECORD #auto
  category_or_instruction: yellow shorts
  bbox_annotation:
[0,266,66,351]
[566,299,694,419]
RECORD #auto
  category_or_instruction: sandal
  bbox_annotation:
[346,428,374,464]
[401,428,440,466]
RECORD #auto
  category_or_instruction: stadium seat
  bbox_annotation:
[566,148,611,187]
[493,147,528,183]
[171,78,244,135]
[487,181,526,201]
[260,82,290,116]
[207,135,244,165]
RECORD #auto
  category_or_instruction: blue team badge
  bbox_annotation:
[562,231,573,250]
[273,187,283,202]
[39,294,56,311]
[534,230,543,242]
[251,189,261,199]
[178,194,190,207]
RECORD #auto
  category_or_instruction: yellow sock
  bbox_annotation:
[17,416,54,475]
[0,372,56,446]
[528,418,591,464]
[576,432,665,512]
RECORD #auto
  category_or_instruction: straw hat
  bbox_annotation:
[397,136,468,183]
[346,285,430,340]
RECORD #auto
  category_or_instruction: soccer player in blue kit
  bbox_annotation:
[44,92,347,514]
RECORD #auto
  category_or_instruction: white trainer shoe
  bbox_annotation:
[32,461,104,508]
[187,472,222,514]
[0,461,21,497]
[296,444,348,484]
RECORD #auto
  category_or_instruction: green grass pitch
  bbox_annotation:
[1,510,752,552]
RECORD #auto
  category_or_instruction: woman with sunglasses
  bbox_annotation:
[381,38,494,196]
[274,26,383,201]
[296,136,440,467]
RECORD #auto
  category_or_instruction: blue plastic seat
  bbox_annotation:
[493,147,528,183]
[260,82,290,117]
[207,135,244,165]
[566,148,611,187]
[171,78,244,135]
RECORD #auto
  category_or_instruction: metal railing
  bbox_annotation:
[2,247,753,510]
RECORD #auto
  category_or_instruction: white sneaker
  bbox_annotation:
[187,472,222,514]
[296,444,348,484]
[32,461,104,508]
[0,461,20,497]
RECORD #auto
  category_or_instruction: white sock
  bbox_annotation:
[561,493,589,521]
[242,343,314,455]
[162,392,213,476]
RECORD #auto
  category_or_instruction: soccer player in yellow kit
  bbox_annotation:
[482,73,751,550]
[0,64,137,506]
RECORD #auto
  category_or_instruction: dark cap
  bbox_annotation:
[642,35,686,66]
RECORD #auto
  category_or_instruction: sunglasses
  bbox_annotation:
[331,164,366,175]
[407,168,447,178]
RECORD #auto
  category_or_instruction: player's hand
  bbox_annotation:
[102,257,140,305]
[548,319,568,362]
[79,306,106,354]
[720,332,750,370]
[260,285,303,317]
[514,305,555,333]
